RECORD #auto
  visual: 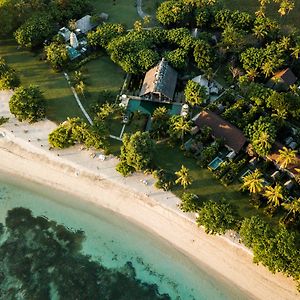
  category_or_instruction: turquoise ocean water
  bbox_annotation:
[0,171,250,300]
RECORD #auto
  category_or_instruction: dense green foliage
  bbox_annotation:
[153,169,175,191]
[180,192,202,212]
[196,200,237,234]
[117,131,154,176]
[0,57,19,90]
[168,115,192,144]
[45,42,69,71]
[107,30,159,74]
[150,107,170,140]
[184,80,207,106]
[14,13,55,49]
[9,85,45,122]
[245,117,277,156]
[156,0,192,27]
[193,40,214,70]
[48,117,108,150]
[240,217,300,289]
[87,23,125,49]
[1,0,92,38]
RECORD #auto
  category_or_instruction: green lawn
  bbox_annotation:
[91,0,139,28]
[0,39,85,123]
[153,142,263,219]
[79,53,125,114]
[224,0,300,29]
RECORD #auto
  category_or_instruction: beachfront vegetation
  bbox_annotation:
[240,216,300,290]
[48,117,108,150]
[116,131,154,176]
[2,0,300,292]
[0,57,19,90]
[179,192,202,212]
[175,165,192,189]
[196,200,237,235]
[9,85,45,122]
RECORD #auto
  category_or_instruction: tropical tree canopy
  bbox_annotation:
[117,131,154,176]
[0,57,20,90]
[276,147,297,169]
[175,165,192,189]
[242,169,264,194]
[245,117,276,156]
[196,200,237,234]
[169,115,192,143]
[264,184,284,207]
[184,80,207,106]
[180,192,202,212]
[9,85,45,122]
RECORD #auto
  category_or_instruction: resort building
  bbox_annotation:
[266,68,297,91]
[267,142,300,178]
[75,15,96,34]
[194,110,246,153]
[140,58,178,103]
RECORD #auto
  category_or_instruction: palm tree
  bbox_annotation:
[276,146,297,169]
[264,184,284,207]
[282,198,300,221]
[242,169,264,194]
[75,81,86,98]
[170,116,192,144]
[271,108,287,126]
[246,68,259,81]
[291,43,300,60]
[279,36,291,50]
[278,0,295,16]
[261,61,275,77]
[175,165,192,189]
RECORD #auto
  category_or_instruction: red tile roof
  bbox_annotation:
[194,111,246,152]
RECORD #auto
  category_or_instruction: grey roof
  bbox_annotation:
[76,15,94,34]
[140,58,178,101]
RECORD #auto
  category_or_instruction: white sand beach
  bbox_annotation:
[0,91,298,300]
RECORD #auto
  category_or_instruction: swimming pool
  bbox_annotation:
[208,157,223,170]
[127,99,182,116]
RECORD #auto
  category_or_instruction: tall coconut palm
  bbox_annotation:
[169,115,192,144]
[282,198,300,221]
[75,81,86,98]
[276,146,297,169]
[291,43,300,60]
[246,68,259,81]
[278,0,295,16]
[271,108,287,126]
[175,165,192,189]
[264,184,284,207]
[261,61,275,77]
[242,169,264,194]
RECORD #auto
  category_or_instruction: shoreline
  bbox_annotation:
[0,91,298,299]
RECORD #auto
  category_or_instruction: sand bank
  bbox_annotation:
[0,91,298,299]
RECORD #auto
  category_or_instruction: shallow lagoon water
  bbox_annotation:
[0,171,250,300]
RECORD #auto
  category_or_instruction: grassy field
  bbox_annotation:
[225,0,300,29]
[0,39,85,123]
[153,142,259,219]
[91,0,139,28]
[78,53,125,113]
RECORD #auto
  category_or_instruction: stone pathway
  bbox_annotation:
[63,72,93,125]
[136,0,149,19]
